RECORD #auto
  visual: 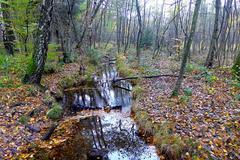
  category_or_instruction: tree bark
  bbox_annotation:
[205,0,220,68]
[23,0,54,84]
[1,1,15,55]
[135,0,142,65]
[172,0,202,96]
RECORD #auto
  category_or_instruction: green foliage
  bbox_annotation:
[186,63,207,73]
[44,62,62,74]
[183,88,192,96]
[235,94,240,101]
[86,48,103,65]
[9,0,39,54]
[132,85,144,99]
[47,44,62,61]
[180,95,190,103]
[141,28,154,48]
[204,72,218,84]
[0,76,21,88]
[59,74,78,89]
[0,53,32,78]
[19,115,29,124]
[232,53,240,81]
[116,54,134,77]
[46,104,63,120]
[84,64,95,81]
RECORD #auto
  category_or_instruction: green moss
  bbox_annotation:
[46,104,63,120]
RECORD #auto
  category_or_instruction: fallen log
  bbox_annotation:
[41,123,58,141]
[113,74,183,83]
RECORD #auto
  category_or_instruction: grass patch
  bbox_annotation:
[134,109,187,159]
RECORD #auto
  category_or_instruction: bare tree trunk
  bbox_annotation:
[124,0,134,54]
[135,0,142,64]
[172,0,202,96]
[1,1,15,55]
[23,0,54,84]
[205,0,220,68]
[217,0,233,66]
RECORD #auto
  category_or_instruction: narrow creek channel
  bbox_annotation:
[63,62,159,160]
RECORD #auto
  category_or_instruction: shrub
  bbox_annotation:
[46,104,63,120]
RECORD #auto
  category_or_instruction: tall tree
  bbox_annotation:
[172,0,202,96]
[135,0,142,64]
[1,1,15,55]
[205,0,221,68]
[23,0,54,84]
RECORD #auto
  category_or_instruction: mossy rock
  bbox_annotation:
[46,104,63,120]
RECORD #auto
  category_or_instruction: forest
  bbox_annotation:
[0,0,239,159]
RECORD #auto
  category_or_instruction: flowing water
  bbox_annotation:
[63,63,159,160]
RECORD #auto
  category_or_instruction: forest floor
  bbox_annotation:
[132,57,240,159]
[0,51,239,159]
[0,62,81,159]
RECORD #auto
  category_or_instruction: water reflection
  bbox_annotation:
[64,63,159,160]
[64,64,132,113]
[79,112,159,160]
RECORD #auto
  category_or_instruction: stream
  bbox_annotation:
[63,62,159,160]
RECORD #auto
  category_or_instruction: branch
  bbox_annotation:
[113,74,183,83]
